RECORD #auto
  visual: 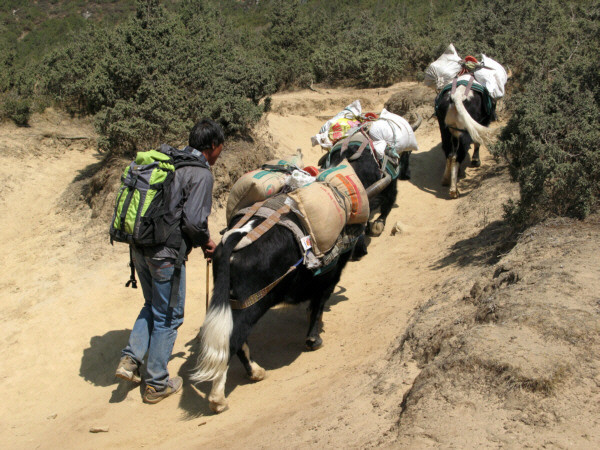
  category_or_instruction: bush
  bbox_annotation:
[42,0,276,158]
[1,93,32,126]
[491,2,600,226]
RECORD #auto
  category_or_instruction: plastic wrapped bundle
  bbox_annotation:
[424,44,462,90]
[368,109,419,158]
[311,100,362,148]
[474,54,508,99]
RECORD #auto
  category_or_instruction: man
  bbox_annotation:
[115,119,224,404]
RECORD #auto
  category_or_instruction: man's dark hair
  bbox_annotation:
[189,119,225,151]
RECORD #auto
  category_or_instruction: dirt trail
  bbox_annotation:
[0,83,506,448]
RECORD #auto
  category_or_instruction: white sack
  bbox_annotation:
[286,169,316,190]
[368,109,419,158]
[424,43,462,90]
[474,54,508,99]
[312,100,362,148]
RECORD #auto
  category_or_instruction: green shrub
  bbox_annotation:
[1,93,31,126]
[492,2,600,226]
[42,0,276,158]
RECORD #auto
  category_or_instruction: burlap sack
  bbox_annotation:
[288,183,347,257]
[226,154,303,223]
[316,160,369,225]
[289,160,369,257]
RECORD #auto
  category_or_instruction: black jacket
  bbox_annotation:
[141,144,213,260]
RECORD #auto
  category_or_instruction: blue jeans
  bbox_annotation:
[121,247,185,391]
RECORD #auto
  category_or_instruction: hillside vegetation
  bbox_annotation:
[0,0,598,228]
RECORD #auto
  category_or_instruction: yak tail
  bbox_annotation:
[190,232,245,383]
[450,85,495,148]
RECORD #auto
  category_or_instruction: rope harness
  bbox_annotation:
[226,198,302,310]
[230,257,304,310]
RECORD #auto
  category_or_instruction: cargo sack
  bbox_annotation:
[473,54,508,99]
[328,117,362,145]
[288,161,369,257]
[424,43,462,90]
[110,150,176,246]
[311,100,363,148]
[368,109,419,158]
[316,161,369,225]
[226,154,304,223]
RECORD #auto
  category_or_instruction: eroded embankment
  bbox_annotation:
[378,213,600,447]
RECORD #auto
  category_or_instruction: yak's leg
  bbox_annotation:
[471,144,481,167]
[306,279,338,350]
[208,369,228,413]
[442,157,452,186]
[449,136,460,199]
[351,234,368,260]
[237,342,266,382]
[370,181,396,237]
[306,299,326,351]
[399,151,411,180]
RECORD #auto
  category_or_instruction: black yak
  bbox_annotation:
[191,148,389,413]
[435,83,495,198]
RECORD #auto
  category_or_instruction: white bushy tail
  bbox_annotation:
[190,304,233,382]
[190,233,244,383]
[450,85,495,147]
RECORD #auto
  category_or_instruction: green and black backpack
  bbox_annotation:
[110,149,176,246]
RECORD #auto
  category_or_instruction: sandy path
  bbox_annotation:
[0,84,497,448]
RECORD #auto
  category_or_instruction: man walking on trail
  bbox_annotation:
[115,119,224,404]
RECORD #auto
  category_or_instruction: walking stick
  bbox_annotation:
[205,260,211,311]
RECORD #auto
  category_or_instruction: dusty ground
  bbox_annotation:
[1,83,598,449]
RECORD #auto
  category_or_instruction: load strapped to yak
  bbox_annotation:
[424,43,508,120]
[225,152,370,278]
[311,100,420,180]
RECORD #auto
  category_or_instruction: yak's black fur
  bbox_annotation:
[210,144,383,374]
[435,89,493,167]
[322,140,394,256]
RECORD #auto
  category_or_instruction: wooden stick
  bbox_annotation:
[205,260,211,311]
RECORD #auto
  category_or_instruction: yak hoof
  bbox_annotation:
[209,397,229,414]
[247,366,266,382]
[306,336,323,351]
[471,159,481,167]
[449,189,459,199]
[369,220,385,237]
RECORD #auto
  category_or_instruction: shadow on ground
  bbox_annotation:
[178,286,349,418]
[432,219,517,269]
[80,329,141,403]
[410,142,481,200]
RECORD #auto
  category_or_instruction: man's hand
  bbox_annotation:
[202,238,217,261]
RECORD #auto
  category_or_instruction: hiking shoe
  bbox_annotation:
[143,376,183,404]
[115,355,142,384]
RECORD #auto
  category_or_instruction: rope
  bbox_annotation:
[230,257,304,310]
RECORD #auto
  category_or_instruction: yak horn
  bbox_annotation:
[366,173,392,199]
[410,113,422,132]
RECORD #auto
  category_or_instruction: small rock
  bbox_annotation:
[47,413,57,420]
[390,221,406,236]
[89,426,109,433]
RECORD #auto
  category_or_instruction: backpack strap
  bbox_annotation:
[125,246,138,289]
